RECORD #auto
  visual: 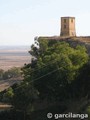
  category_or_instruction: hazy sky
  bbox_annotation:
[0,0,90,46]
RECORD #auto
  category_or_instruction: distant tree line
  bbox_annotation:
[0,67,21,80]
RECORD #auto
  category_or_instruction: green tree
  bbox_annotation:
[71,62,90,98]
[6,37,90,120]
[2,87,14,103]
[12,83,38,113]
[3,67,21,79]
[8,67,21,78]
[23,39,88,100]
[0,69,4,80]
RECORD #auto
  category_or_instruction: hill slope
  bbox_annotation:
[39,36,90,55]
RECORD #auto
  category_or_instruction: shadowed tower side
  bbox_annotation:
[60,17,76,36]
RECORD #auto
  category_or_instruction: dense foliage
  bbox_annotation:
[24,39,88,99]
[12,38,90,116]
[0,38,89,120]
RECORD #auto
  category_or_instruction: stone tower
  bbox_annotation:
[60,17,76,36]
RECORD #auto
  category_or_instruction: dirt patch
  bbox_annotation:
[0,49,32,70]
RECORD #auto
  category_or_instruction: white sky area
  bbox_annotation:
[0,0,90,46]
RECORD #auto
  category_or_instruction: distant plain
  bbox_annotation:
[0,46,31,70]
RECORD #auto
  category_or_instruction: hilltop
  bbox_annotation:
[39,36,90,55]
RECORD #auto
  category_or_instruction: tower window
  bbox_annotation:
[64,19,66,23]
[64,25,66,29]
[71,19,73,23]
